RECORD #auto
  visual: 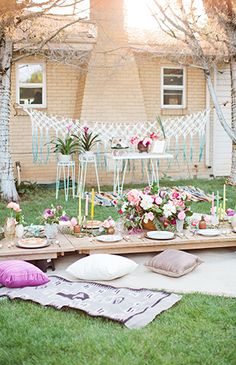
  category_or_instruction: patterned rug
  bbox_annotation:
[0,276,181,329]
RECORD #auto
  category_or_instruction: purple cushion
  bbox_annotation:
[0,260,50,288]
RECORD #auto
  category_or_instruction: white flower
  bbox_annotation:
[121,202,129,211]
[140,194,153,210]
[163,201,176,218]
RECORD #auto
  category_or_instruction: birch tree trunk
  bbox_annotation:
[230,57,236,183]
[0,36,19,201]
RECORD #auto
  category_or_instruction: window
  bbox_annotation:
[161,67,185,108]
[16,63,46,108]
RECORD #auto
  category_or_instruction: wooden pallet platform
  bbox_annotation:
[65,233,236,255]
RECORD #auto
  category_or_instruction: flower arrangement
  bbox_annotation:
[79,126,100,152]
[43,205,77,227]
[117,185,193,231]
[50,124,79,155]
[6,202,25,225]
[130,132,159,152]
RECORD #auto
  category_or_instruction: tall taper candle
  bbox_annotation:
[85,193,89,216]
[211,192,214,216]
[78,192,82,225]
[223,184,226,213]
[216,191,219,217]
[91,189,95,220]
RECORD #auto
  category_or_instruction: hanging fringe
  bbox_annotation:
[199,134,205,162]
[190,135,193,162]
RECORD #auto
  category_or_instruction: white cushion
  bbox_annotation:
[66,254,138,280]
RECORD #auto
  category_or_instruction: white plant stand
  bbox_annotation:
[77,153,100,196]
[56,161,75,201]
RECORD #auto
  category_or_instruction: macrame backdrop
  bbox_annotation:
[25,109,209,165]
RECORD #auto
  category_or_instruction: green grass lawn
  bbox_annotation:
[0,178,236,365]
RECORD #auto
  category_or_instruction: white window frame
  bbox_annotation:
[161,66,186,109]
[16,62,46,108]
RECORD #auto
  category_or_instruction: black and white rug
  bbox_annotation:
[0,275,181,329]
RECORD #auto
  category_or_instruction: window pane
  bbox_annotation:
[163,68,183,86]
[164,90,183,106]
[19,64,43,83]
[19,88,43,105]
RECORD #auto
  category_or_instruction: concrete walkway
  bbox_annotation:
[50,248,236,298]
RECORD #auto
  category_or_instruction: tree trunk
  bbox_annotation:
[0,37,19,201]
[230,56,236,183]
[204,69,236,143]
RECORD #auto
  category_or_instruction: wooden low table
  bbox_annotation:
[0,234,75,272]
[65,232,236,255]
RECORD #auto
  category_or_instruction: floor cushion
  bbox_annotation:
[0,260,50,288]
[145,249,203,277]
[66,254,138,280]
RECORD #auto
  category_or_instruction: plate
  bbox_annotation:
[146,231,175,240]
[197,229,220,237]
[83,220,102,229]
[96,234,123,243]
[17,238,49,249]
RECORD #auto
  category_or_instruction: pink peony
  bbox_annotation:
[130,135,139,145]
[171,191,180,200]
[177,211,186,220]
[127,189,141,206]
[142,137,152,147]
[143,212,155,223]
[155,196,163,205]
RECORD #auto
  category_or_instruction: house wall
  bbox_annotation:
[9,0,210,188]
[10,58,85,183]
[212,64,232,176]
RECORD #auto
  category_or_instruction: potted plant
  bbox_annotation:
[50,124,80,163]
[78,126,100,155]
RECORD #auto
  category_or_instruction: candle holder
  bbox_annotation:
[74,224,81,234]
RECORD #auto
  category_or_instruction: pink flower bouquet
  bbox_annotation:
[117,185,192,231]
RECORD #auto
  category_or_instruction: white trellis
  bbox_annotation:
[25,109,209,163]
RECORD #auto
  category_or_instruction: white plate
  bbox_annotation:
[17,238,49,249]
[197,229,220,237]
[96,234,123,243]
[146,231,175,240]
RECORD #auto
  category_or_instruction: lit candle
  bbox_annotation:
[85,193,89,217]
[216,191,219,217]
[223,184,226,214]
[211,192,214,216]
[78,192,82,225]
[91,188,95,220]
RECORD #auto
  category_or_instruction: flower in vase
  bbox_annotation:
[143,212,154,224]
[177,211,186,220]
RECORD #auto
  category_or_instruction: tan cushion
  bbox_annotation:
[145,249,203,277]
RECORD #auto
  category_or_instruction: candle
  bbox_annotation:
[211,192,214,216]
[78,192,82,225]
[219,203,222,221]
[91,188,95,220]
[85,194,89,216]
[216,191,219,217]
[223,184,226,213]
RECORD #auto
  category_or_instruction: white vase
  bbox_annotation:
[58,154,72,163]
[15,224,24,239]
[176,219,184,233]
[44,223,58,239]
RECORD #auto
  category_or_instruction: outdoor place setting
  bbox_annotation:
[0,1,235,365]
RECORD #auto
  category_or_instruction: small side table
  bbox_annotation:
[77,153,100,196]
[56,161,75,201]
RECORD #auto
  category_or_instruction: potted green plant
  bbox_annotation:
[50,124,80,163]
[79,126,100,155]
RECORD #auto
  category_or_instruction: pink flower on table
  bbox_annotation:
[70,217,77,226]
[130,135,139,145]
[143,212,155,224]
[171,191,180,200]
[127,189,141,206]
[154,196,163,205]
[7,202,21,212]
[226,208,234,216]
[43,208,54,219]
[174,200,185,208]
[142,137,152,147]
[150,132,159,140]
[177,211,186,220]
[191,219,199,227]
[102,217,115,229]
